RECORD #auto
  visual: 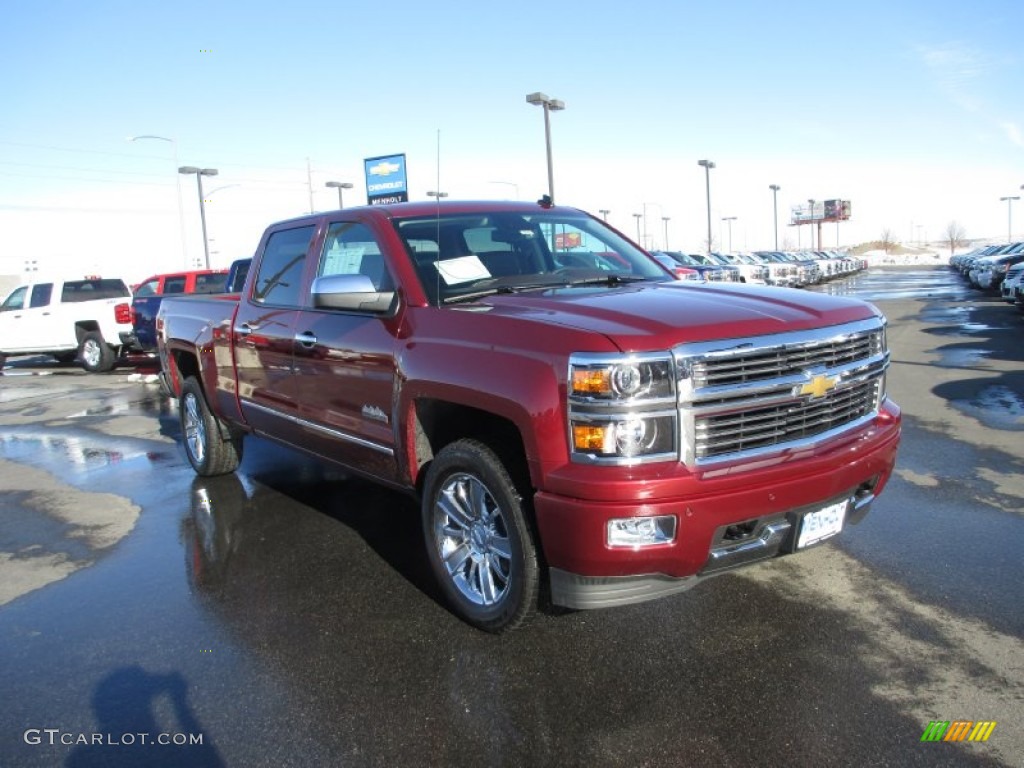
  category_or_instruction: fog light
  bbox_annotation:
[607,515,676,548]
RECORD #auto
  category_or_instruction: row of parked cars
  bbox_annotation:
[0,261,250,373]
[949,242,1024,311]
[651,250,866,287]
[1,242,864,374]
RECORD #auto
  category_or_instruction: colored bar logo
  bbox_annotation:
[920,721,997,742]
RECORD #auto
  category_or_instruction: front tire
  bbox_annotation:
[422,439,539,633]
[179,377,242,476]
[79,331,115,372]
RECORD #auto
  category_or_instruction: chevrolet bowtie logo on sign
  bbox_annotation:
[797,373,840,399]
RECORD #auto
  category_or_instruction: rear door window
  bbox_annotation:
[163,276,187,294]
[194,273,228,294]
[251,225,316,307]
[29,284,53,308]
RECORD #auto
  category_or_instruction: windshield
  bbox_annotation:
[393,210,668,304]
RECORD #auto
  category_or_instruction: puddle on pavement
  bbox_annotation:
[951,385,1024,431]
[0,433,171,470]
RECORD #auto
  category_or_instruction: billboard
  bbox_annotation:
[364,153,408,205]
[791,199,851,224]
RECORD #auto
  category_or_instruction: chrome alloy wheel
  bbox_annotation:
[433,472,513,607]
[81,338,102,368]
[182,391,206,466]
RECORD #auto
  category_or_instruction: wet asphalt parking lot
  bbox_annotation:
[1,266,1022,767]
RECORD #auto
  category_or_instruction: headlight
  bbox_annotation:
[568,354,677,464]
[570,360,673,400]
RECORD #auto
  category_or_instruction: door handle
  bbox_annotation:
[295,331,317,348]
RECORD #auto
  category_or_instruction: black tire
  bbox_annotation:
[79,331,115,372]
[421,439,539,633]
[179,377,242,476]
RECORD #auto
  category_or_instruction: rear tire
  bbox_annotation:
[79,332,115,372]
[179,377,242,476]
[421,439,539,633]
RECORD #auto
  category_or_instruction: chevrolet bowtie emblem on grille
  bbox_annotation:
[798,373,839,399]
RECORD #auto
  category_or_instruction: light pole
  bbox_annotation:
[599,209,610,221]
[178,166,218,269]
[632,213,643,245]
[325,181,354,209]
[662,216,671,250]
[526,92,565,203]
[1000,195,1020,241]
[807,198,816,250]
[721,216,737,253]
[769,184,781,250]
[698,159,715,254]
[129,134,188,269]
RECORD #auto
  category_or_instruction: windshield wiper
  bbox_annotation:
[441,274,647,304]
[442,282,564,304]
[562,274,648,287]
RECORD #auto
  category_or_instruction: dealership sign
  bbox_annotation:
[364,153,408,205]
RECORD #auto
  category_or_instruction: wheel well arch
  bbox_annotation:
[74,321,101,343]
[171,349,201,385]
[411,399,533,495]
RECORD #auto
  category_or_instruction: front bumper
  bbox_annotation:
[536,403,901,610]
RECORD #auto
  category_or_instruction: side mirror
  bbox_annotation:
[311,274,397,314]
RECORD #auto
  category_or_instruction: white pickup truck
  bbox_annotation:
[0,277,133,372]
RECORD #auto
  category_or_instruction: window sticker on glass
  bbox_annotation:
[322,244,365,277]
[436,255,491,285]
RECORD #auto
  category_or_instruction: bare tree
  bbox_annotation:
[879,228,897,255]
[943,221,968,257]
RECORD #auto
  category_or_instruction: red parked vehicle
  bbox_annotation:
[157,200,901,632]
[122,268,228,355]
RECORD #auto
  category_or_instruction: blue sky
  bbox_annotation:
[2,0,1022,280]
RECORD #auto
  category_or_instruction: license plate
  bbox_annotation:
[797,499,849,549]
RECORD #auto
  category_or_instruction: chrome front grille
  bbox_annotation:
[689,328,883,388]
[695,379,881,458]
[675,318,889,468]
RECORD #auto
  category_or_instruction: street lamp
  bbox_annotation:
[721,216,737,253]
[807,198,816,250]
[698,159,715,254]
[599,209,610,221]
[526,92,565,203]
[427,190,448,199]
[769,184,781,250]
[129,134,188,268]
[632,213,643,245]
[178,166,218,269]
[1000,195,1020,241]
[662,216,671,250]
[325,181,354,209]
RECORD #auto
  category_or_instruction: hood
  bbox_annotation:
[472,281,880,352]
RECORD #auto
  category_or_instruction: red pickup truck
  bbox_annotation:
[157,200,901,632]
[122,268,229,356]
